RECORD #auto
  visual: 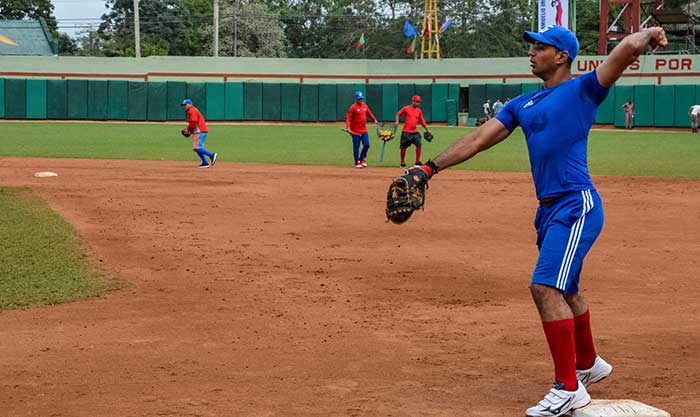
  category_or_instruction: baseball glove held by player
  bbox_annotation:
[386,165,437,224]
[181,129,191,137]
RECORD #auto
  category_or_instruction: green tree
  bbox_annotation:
[97,0,198,56]
[216,0,287,57]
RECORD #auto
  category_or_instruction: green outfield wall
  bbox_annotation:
[0,78,461,124]
[466,82,700,127]
[3,77,698,127]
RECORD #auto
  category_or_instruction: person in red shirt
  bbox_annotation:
[395,95,431,168]
[182,99,218,169]
[345,91,378,168]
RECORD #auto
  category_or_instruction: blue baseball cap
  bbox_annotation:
[181,99,193,106]
[523,25,579,61]
[354,91,364,100]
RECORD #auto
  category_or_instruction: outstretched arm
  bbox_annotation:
[431,118,512,171]
[597,27,667,88]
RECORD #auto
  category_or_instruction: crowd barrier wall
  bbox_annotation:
[0,78,454,124]
[467,82,699,128]
[3,77,696,127]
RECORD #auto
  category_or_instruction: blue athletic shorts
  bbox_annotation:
[192,132,207,150]
[532,189,604,295]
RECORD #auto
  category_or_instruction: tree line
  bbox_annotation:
[4,0,611,58]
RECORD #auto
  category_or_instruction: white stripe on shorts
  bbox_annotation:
[555,190,593,290]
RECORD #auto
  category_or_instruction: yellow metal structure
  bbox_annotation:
[420,0,440,59]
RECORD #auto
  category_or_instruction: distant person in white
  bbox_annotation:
[621,98,634,129]
[492,98,504,116]
[483,99,492,120]
[688,105,700,133]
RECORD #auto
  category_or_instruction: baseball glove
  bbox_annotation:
[181,128,191,137]
[386,167,430,224]
[424,131,433,142]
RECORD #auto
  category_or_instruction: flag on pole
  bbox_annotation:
[403,19,417,38]
[422,14,430,37]
[439,17,455,33]
[407,37,417,54]
[356,33,365,49]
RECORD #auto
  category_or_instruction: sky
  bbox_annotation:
[52,0,108,37]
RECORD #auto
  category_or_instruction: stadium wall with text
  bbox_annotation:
[1,55,699,85]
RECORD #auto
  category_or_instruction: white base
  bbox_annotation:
[569,400,670,417]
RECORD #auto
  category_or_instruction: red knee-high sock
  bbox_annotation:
[542,318,578,391]
[415,146,422,164]
[573,310,597,369]
[400,148,407,163]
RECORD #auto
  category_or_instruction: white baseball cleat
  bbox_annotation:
[525,381,591,417]
[210,153,218,166]
[577,356,613,387]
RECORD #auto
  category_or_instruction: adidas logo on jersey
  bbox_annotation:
[523,100,535,108]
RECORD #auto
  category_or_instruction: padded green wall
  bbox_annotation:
[336,84,355,121]
[398,84,415,109]
[633,85,654,127]
[205,83,225,121]
[26,79,47,119]
[674,85,695,127]
[366,84,382,121]
[595,89,614,124]
[5,79,26,119]
[47,80,67,119]
[521,83,541,94]
[67,80,88,119]
[5,78,697,127]
[108,80,128,120]
[225,82,244,120]
[262,83,281,121]
[127,81,148,121]
[87,80,109,120]
[167,82,187,120]
[299,84,319,121]
[318,84,336,122]
[281,83,300,121]
[446,100,458,126]
[485,84,503,106]
[244,83,262,120]
[147,82,167,121]
[654,85,675,127]
[381,84,398,122]
[469,84,486,117]
[0,79,4,118]
[187,83,206,111]
[448,84,459,119]
[431,84,448,122]
[502,84,520,101]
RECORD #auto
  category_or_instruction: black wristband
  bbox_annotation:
[425,160,439,177]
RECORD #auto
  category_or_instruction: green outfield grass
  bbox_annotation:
[0,187,115,309]
[1,122,699,178]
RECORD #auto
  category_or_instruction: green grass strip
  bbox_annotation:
[0,187,113,309]
[0,122,699,178]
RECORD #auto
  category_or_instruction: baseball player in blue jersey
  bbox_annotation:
[398,25,668,416]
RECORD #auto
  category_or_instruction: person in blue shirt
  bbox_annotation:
[404,25,667,417]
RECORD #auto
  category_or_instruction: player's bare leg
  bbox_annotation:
[566,293,613,387]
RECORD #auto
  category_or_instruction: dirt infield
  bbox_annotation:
[0,158,698,417]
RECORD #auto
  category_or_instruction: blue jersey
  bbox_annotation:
[496,70,610,200]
